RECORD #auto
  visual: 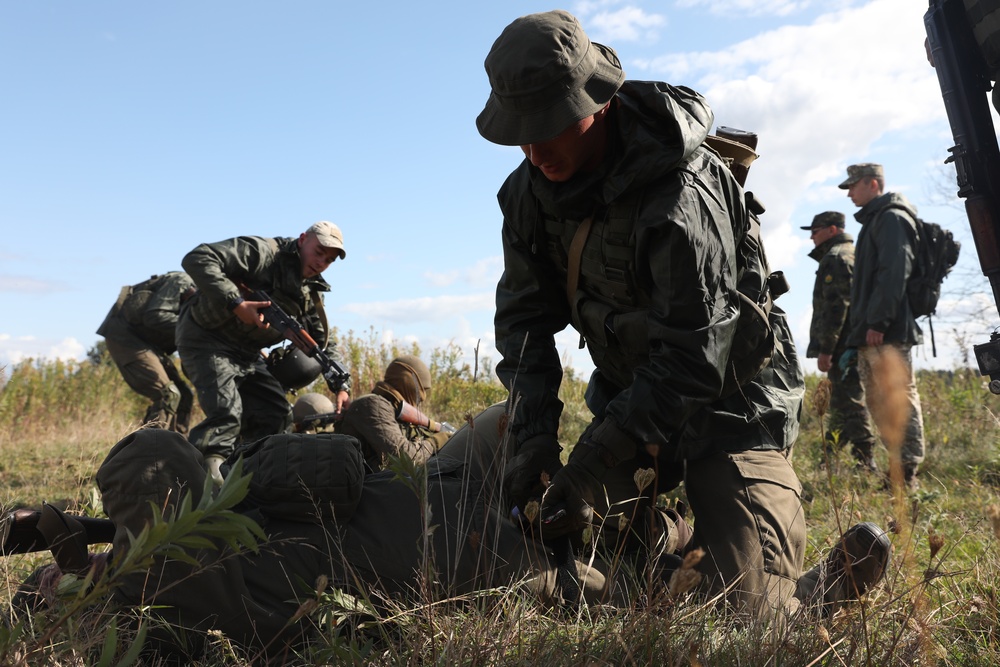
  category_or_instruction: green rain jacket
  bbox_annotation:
[97,272,194,354]
[846,192,924,347]
[806,233,854,358]
[493,81,803,462]
[180,236,331,359]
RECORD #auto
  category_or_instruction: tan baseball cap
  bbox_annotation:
[307,221,346,259]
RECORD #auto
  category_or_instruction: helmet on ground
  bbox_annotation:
[384,355,432,406]
[267,346,322,391]
[292,392,335,423]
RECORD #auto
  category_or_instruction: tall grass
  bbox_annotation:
[1,335,1000,665]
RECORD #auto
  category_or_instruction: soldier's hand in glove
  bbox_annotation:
[538,455,603,538]
[503,434,563,512]
[540,418,638,539]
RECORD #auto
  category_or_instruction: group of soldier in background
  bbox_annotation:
[804,162,926,489]
[95,220,451,485]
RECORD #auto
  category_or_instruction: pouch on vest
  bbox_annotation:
[119,274,165,326]
[236,432,365,522]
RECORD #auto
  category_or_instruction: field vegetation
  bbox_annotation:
[1,331,1000,665]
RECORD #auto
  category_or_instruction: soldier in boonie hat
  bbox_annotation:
[800,211,846,231]
[838,163,884,189]
[476,9,625,146]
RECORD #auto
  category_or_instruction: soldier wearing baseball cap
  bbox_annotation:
[800,210,846,231]
[840,160,926,489]
[838,163,884,189]
[802,210,878,471]
[176,221,352,485]
[479,9,888,621]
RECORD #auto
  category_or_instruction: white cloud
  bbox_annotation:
[587,6,668,43]
[341,293,495,324]
[423,256,503,289]
[0,334,87,367]
[0,275,68,294]
[672,0,856,17]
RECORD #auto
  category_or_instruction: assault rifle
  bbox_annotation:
[239,284,350,393]
[297,400,456,434]
[0,506,115,556]
[925,0,1000,393]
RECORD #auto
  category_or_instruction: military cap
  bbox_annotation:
[307,220,346,259]
[838,163,884,189]
[800,211,846,231]
[477,10,626,146]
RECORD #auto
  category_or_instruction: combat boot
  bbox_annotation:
[799,522,892,617]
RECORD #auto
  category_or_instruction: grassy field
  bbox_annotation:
[1,334,1000,665]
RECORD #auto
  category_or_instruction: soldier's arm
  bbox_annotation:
[181,236,277,308]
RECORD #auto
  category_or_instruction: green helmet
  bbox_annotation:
[293,392,335,423]
[267,346,322,391]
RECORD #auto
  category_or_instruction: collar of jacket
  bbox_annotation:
[807,231,853,262]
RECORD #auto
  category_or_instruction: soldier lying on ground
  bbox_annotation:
[6,404,890,663]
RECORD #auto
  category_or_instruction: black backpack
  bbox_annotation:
[882,205,961,317]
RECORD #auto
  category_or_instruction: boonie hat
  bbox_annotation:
[800,211,846,231]
[476,9,626,146]
[307,221,346,259]
[838,163,884,189]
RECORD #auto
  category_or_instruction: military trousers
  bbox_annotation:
[684,449,807,618]
[825,353,877,461]
[179,343,292,459]
[858,343,925,468]
[104,338,194,435]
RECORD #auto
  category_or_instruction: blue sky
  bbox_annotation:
[2,0,996,380]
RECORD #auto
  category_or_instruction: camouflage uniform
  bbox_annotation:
[806,232,877,465]
[96,272,195,434]
[177,235,349,460]
[491,79,806,615]
[846,190,925,476]
[335,391,444,472]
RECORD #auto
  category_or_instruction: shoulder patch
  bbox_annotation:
[824,274,834,283]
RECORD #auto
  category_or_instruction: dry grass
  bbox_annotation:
[1,339,1000,665]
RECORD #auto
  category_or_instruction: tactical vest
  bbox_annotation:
[548,154,779,398]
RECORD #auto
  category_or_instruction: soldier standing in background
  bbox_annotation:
[177,221,351,484]
[96,271,195,435]
[802,211,877,471]
[841,163,925,489]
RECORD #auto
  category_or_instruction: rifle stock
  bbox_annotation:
[239,284,350,393]
[925,0,1000,393]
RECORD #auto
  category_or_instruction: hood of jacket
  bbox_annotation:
[526,80,714,219]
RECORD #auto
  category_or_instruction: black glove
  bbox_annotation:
[539,418,638,540]
[503,434,563,512]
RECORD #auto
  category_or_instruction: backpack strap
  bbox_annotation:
[565,215,595,349]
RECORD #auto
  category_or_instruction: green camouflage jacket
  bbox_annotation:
[97,271,194,354]
[493,81,803,462]
[846,192,923,347]
[806,233,854,358]
[179,236,332,359]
